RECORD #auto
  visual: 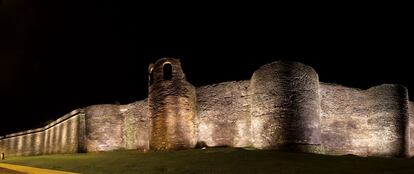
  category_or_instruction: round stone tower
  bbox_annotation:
[367,84,409,157]
[250,61,322,152]
[148,58,197,151]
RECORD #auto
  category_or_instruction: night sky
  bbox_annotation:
[0,1,412,135]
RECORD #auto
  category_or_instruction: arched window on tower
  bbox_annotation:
[163,63,173,80]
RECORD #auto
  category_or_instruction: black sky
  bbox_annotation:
[0,1,412,135]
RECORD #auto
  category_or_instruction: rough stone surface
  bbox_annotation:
[250,61,321,152]
[1,59,413,158]
[149,58,197,150]
[196,81,251,147]
[85,104,124,152]
[0,110,84,157]
[409,102,414,156]
[368,85,409,157]
[320,83,409,157]
[320,83,369,155]
[120,99,150,150]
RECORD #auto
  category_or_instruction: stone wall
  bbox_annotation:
[250,61,321,152]
[320,83,369,155]
[409,101,414,156]
[85,104,125,152]
[149,58,197,150]
[120,100,150,150]
[85,100,150,152]
[1,60,413,158]
[196,81,251,147]
[0,109,85,157]
[320,83,409,157]
[0,99,150,157]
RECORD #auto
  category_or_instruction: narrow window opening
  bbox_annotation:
[163,63,172,80]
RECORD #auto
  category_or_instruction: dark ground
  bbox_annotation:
[2,148,414,174]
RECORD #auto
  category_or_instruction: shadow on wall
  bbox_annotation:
[149,58,197,151]
[250,61,322,152]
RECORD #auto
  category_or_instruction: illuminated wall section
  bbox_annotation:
[0,59,413,158]
[410,102,414,157]
[85,104,124,152]
[249,61,322,152]
[149,58,197,151]
[120,100,150,150]
[0,110,85,157]
[368,85,409,157]
[320,83,370,155]
[320,84,409,157]
[84,100,150,152]
[196,81,251,147]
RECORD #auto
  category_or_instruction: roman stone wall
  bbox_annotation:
[120,100,150,150]
[0,100,151,156]
[85,104,125,152]
[85,100,150,152]
[320,83,409,157]
[0,109,85,157]
[149,58,197,150]
[319,83,369,155]
[196,81,251,147]
[409,101,414,156]
[250,61,321,152]
[1,59,413,158]
[368,85,409,157]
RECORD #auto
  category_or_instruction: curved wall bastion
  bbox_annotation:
[0,58,413,158]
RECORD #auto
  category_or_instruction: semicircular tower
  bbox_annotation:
[250,61,322,152]
[367,84,409,157]
[148,58,197,151]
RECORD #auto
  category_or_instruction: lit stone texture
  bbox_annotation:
[409,102,414,156]
[0,110,84,157]
[320,83,371,155]
[367,85,409,157]
[196,81,251,147]
[85,104,124,152]
[120,100,150,150]
[320,84,409,157]
[250,61,322,152]
[1,59,413,158]
[149,58,197,150]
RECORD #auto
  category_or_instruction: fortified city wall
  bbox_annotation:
[1,58,412,158]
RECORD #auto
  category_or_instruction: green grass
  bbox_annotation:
[2,148,414,174]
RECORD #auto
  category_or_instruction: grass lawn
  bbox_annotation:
[1,148,414,174]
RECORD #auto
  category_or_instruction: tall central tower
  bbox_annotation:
[148,58,197,151]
